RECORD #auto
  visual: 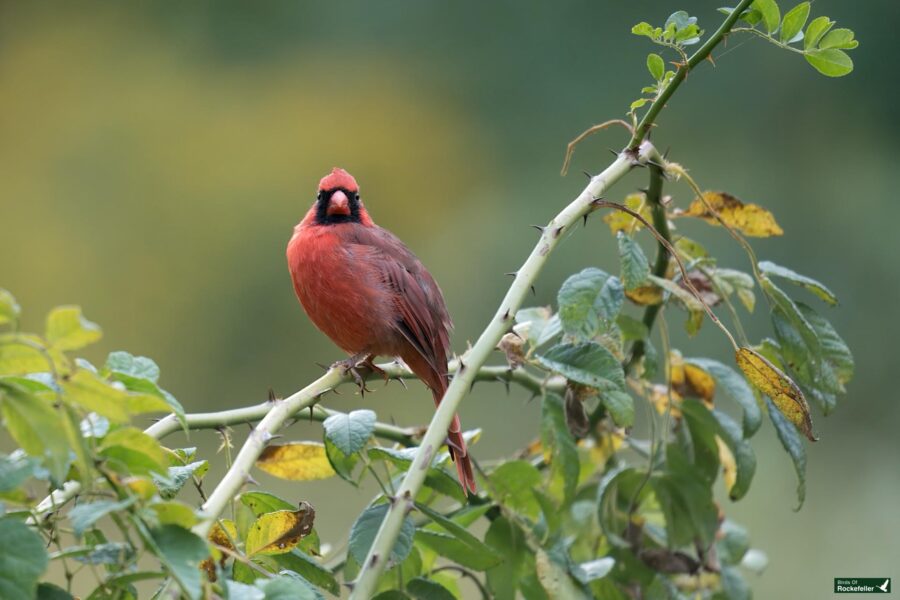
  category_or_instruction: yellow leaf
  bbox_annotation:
[683,364,716,407]
[735,347,816,441]
[151,501,198,529]
[256,442,336,481]
[625,285,663,306]
[603,192,653,234]
[716,436,737,494]
[681,191,783,237]
[123,476,156,500]
[650,384,682,418]
[245,503,316,556]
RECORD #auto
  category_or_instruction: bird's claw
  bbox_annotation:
[332,356,375,396]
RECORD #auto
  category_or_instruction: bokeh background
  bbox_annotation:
[2,1,897,597]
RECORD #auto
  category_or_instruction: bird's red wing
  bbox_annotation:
[347,226,452,381]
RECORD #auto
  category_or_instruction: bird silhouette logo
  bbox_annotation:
[877,579,890,592]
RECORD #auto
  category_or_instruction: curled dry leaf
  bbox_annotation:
[497,332,527,369]
[256,442,336,480]
[245,502,316,556]
[202,519,238,581]
[678,191,783,237]
[735,348,816,441]
[671,352,716,405]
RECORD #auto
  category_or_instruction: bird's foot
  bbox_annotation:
[332,354,375,396]
[360,356,390,385]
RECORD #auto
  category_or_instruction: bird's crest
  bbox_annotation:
[318,167,359,193]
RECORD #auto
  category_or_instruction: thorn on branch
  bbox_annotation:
[530,284,536,296]
[582,171,594,180]
[553,226,564,238]
[583,214,589,227]
[267,388,279,403]
[608,148,620,157]
[504,271,518,277]
[369,554,379,568]
[530,224,546,234]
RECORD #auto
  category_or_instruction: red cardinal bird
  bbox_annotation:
[286,167,476,494]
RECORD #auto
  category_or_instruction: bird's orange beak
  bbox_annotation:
[326,190,351,216]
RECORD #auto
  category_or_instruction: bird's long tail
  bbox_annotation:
[401,350,476,495]
[430,386,477,495]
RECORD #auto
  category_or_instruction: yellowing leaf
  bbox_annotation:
[124,477,156,500]
[735,347,816,441]
[245,503,316,556]
[681,191,783,237]
[0,334,69,376]
[625,285,663,306]
[203,519,238,581]
[716,436,737,494]
[650,384,682,418]
[256,442,335,481]
[603,193,652,234]
[45,306,102,351]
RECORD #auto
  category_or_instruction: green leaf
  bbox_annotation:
[407,578,455,600]
[652,447,719,547]
[631,22,654,37]
[721,566,752,600]
[797,303,853,387]
[70,499,136,537]
[105,352,186,429]
[0,290,21,326]
[803,15,834,49]
[99,427,167,476]
[557,268,623,341]
[0,383,73,483]
[273,550,340,595]
[602,390,634,428]
[366,447,466,503]
[0,334,68,376]
[751,0,780,33]
[805,48,853,77]
[646,53,664,80]
[535,548,589,600]
[0,518,48,599]
[323,436,360,483]
[779,2,810,42]
[62,369,172,423]
[685,358,762,437]
[488,461,542,519]
[536,342,625,391]
[617,233,650,290]
[0,451,44,492]
[153,461,208,499]
[150,525,210,600]
[765,396,807,508]
[758,261,837,305]
[322,409,375,455]
[45,306,102,351]
[541,394,580,504]
[105,351,160,382]
[717,520,750,565]
[713,409,757,500]
[818,28,858,50]
[37,583,75,599]
[348,503,415,567]
[485,517,538,600]
[260,573,324,600]
[239,491,295,515]
[415,503,503,571]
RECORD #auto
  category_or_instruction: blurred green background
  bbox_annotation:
[1,1,897,597]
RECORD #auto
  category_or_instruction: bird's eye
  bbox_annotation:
[316,191,323,201]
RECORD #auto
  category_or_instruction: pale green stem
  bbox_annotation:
[348,149,641,599]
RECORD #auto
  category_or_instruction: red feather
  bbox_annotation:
[286,169,476,494]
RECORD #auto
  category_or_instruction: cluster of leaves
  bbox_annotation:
[629,4,857,124]
[0,295,325,599]
[722,1,858,77]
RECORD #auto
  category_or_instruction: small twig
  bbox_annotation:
[561,119,633,175]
